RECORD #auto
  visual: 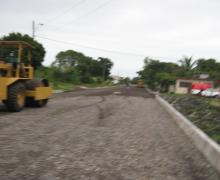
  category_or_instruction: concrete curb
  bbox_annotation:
[156,95,220,173]
[144,87,156,97]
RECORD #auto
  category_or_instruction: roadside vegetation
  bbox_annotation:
[138,56,220,92]
[1,33,114,91]
[34,51,114,91]
[137,56,220,145]
[162,93,220,144]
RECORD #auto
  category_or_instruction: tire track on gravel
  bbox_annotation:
[49,96,106,116]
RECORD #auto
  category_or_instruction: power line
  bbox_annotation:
[44,0,87,25]
[37,35,146,56]
[68,0,112,23]
[36,35,176,60]
[45,0,113,32]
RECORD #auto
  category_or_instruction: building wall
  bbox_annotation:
[175,79,213,94]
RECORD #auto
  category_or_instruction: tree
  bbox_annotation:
[131,77,139,84]
[179,56,197,71]
[156,72,176,92]
[52,50,85,70]
[138,57,181,90]
[196,58,220,73]
[97,57,113,81]
[195,58,220,86]
[52,50,114,84]
[119,77,130,85]
[1,32,46,68]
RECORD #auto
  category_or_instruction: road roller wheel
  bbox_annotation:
[6,83,26,112]
[25,79,49,107]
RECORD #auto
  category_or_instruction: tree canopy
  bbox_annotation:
[179,56,197,71]
[52,49,113,83]
[52,50,84,69]
[138,57,183,91]
[1,32,46,68]
[138,56,220,92]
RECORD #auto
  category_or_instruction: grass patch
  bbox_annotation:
[211,134,220,143]
[209,99,220,107]
[52,82,74,91]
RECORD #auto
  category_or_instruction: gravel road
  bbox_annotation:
[0,86,219,180]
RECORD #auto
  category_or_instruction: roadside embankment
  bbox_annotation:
[157,93,220,174]
[161,94,220,144]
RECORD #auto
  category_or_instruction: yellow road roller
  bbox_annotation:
[137,79,145,88]
[0,41,52,112]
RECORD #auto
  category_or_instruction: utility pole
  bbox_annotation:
[32,20,43,39]
[32,20,35,39]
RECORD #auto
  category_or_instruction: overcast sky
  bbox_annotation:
[1,0,220,77]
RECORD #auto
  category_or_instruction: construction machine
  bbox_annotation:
[137,79,144,88]
[0,41,52,112]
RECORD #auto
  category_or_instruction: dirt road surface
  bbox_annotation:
[0,86,219,180]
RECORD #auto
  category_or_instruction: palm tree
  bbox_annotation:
[179,56,197,71]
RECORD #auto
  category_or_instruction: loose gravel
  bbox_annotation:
[0,87,219,180]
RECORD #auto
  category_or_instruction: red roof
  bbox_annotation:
[191,83,212,90]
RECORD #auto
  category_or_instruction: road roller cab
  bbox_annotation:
[0,41,52,112]
[137,79,145,88]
